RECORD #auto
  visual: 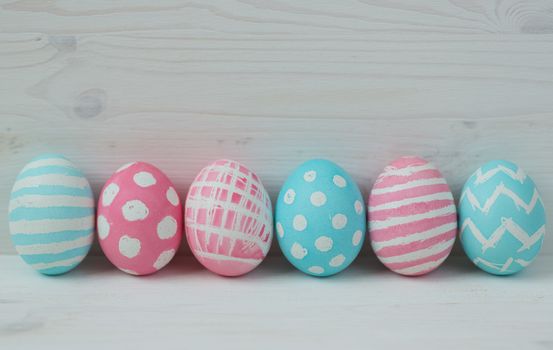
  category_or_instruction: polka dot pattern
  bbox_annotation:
[332,214,348,229]
[166,187,179,206]
[308,266,324,274]
[102,183,119,206]
[97,162,182,275]
[276,159,366,277]
[133,171,156,187]
[310,191,327,207]
[293,215,307,231]
[157,216,178,239]
[184,159,273,277]
[284,189,296,205]
[121,199,149,221]
[153,249,176,270]
[276,222,284,238]
[97,215,110,240]
[315,236,333,252]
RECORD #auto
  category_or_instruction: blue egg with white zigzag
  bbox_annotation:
[275,159,366,277]
[459,160,545,275]
[9,154,95,275]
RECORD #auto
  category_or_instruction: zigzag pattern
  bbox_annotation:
[473,256,533,273]
[460,182,543,215]
[461,217,545,253]
[474,165,527,185]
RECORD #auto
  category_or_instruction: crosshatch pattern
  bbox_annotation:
[185,159,273,276]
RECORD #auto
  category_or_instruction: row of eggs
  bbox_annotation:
[8,154,546,277]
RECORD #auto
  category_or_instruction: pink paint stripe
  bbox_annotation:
[369,184,451,206]
[375,229,457,257]
[370,213,457,242]
[374,169,443,189]
[384,245,452,271]
[369,199,454,221]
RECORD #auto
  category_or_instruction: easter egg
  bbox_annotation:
[8,154,95,275]
[275,159,366,277]
[185,159,272,277]
[97,162,182,275]
[459,160,545,275]
[368,156,457,276]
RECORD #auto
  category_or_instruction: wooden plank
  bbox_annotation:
[1,1,553,255]
[0,255,551,349]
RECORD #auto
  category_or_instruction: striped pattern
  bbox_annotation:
[459,160,545,275]
[185,159,273,277]
[368,156,457,276]
[9,154,94,275]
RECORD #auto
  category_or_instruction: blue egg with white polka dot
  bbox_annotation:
[275,159,366,277]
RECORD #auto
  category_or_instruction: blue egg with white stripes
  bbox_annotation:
[9,154,95,275]
[459,160,546,275]
[275,159,366,277]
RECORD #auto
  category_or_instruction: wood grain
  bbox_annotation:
[1,0,553,255]
[0,255,552,349]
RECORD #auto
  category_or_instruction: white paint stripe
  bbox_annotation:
[9,216,95,235]
[378,238,455,264]
[500,257,514,273]
[372,222,457,251]
[193,250,261,265]
[369,205,456,230]
[515,258,533,267]
[16,235,93,255]
[461,184,542,215]
[187,161,272,256]
[21,158,75,172]
[12,174,89,192]
[379,163,436,178]
[9,195,94,211]
[186,220,270,253]
[186,194,271,233]
[371,177,447,195]
[460,218,544,253]
[394,255,449,275]
[191,177,268,212]
[473,257,503,270]
[472,257,522,273]
[369,191,453,211]
[186,196,266,223]
[474,165,526,185]
[31,255,85,271]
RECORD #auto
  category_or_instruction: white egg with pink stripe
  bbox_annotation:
[368,156,457,276]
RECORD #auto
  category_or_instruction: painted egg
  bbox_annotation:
[8,154,95,275]
[368,156,457,276]
[459,160,545,275]
[275,159,366,277]
[185,159,272,277]
[97,162,182,275]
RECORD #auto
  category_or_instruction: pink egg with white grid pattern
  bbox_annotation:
[97,162,182,275]
[368,156,457,276]
[185,159,273,277]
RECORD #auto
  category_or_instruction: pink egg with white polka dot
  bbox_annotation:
[97,162,182,275]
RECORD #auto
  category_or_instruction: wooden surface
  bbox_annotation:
[2,0,553,256]
[0,254,552,349]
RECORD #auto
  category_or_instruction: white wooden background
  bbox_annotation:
[2,0,553,257]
